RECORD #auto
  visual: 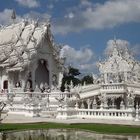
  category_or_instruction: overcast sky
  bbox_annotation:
[0,0,140,74]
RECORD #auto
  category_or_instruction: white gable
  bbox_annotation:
[98,41,140,74]
[0,20,49,71]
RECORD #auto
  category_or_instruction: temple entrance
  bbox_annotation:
[35,59,49,88]
[3,80,8,89]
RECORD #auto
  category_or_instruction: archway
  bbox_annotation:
[35,59,49,88]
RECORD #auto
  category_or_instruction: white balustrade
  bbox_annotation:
[57,108,135,120]
[100,83,126,93]
[76,109,134,120]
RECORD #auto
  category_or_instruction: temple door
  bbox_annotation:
[3,80,8,90]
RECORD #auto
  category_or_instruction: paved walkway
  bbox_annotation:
[1,114,140,126]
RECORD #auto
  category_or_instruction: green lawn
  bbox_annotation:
[0,123,140,134]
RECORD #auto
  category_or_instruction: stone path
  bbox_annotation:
[1,114,140,126]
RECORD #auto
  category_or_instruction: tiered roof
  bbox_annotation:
[0,20,63,71]
[98,39,140,74]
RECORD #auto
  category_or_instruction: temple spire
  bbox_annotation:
[113,35,118,48]
[11,9,16,24]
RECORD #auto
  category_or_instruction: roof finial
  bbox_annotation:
[11,9,16,24]
[113,35,117,47]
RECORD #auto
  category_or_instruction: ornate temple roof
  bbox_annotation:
[0,20,63,71]
[98,39,140,74]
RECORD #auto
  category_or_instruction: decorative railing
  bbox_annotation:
[100,83,127,93]
[77,109,134,120]
[57,108,135,120]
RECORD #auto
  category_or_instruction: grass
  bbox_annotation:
[0,123,140,134]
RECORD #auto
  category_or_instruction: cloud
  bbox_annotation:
[0,9,50,26]
[47,4,54,10]
[80,0,92,7]
[1,0,140,35]
[23,11,51,22]
[60,45,96,73]
[54,0,140,34]
[65,12,75,19]
[131,44,140,57]
[15,0,40,8]
[80,63,97,73]
[61,45,93,64]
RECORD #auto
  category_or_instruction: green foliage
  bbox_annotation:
[60,67,95,91]
[68,67,81,77]
[81,75,93,85]
[61,66,81,91]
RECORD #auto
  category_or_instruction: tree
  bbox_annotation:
[81,75,93,85]
[61,66,81,92]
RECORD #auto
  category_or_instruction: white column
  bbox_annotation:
[58,72,63,87]
[124,72,127,82]
[87,99,91,109]
[22,79,26,91]
[92,99,97,109]
[7,72,11,92]
[1,70,4,89]
[8,72,13,92]
[22,70,28,91]
[104,73,108,83]
[48,55,52,89]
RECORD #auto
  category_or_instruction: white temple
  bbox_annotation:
[0,20,64,93]
[0,19,140,121]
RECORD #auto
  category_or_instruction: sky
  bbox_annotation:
[0,0,140,74]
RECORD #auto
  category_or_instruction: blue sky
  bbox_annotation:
[0,0,140,74]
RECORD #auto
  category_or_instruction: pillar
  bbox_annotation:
[92,99,97,109]
[87,99,91,109]
[8,72,13,92]
[124,72,127,82]
[104,73,108,84]
[48,55,52,89]
[58,72,63,88]
[31,61,38,91]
